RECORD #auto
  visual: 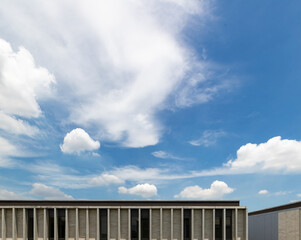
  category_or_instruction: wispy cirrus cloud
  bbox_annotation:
[152,150,190,161]
[189,129,226,147]
[0,0,232,148]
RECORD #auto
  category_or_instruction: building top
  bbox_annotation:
[249,201,301,216]
[0,200,240,207]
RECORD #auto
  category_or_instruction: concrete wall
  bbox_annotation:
[0,206,247,240]
[193,210,202,240]
[172,210,180,240]
[278,209,300,240]
[249,208,301,240]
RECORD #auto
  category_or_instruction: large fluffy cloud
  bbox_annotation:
[118,183,158,198]
[0,39,55,118]
[224,136,301,174]
[60,128,100,154]
[0,38,54,137]
[194,136,301,176]
[30,183,73,200]
[0,0,223,147]
[175,180,234,199]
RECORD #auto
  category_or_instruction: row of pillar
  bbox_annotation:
[0,208,247,240]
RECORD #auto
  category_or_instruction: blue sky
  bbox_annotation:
[0,0,301,211]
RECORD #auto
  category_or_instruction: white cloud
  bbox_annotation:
[258,190,268,195]
[275,191,290,196]
[224,136,301,174]
[0,1,226,148]
[193,136,301,176]
[0,189,22,200]
[0,38,55,118]
[297,193,301,198]
[0,111,39,136]
[89,174,124,186]
[0,136,22,167]
[175,180,234,199]
[118,183,157,198]
[30,183,73,200]
[189,130,226,147]
[60,128,100,154]
[152,151,189,160]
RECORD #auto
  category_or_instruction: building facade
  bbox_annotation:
[249,201,301,240]
[0,201,247,240]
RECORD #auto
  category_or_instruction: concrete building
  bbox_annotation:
[249,201,301,240]
[0,200,247,240]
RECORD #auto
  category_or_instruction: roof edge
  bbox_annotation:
[249,201,301,216]
[0,200,240,207]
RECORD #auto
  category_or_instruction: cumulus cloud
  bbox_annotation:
[0,38,54,139]
[0,189,22,200]
[30,183,73,200]
[60,128,100,154]
[193,136,301,176]
[189,130,226,147]
[118,183,157,198]
[89,173,124,186]
[224,136,301,174]
[0,1,227,148]
[0,38,55,118]
[258,190,268,195]
[175,180,234,199]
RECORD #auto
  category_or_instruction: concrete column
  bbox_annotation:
[65,209,69,240]
[117,209,120,240]
[96,209,99,240]
[34,208,37,240]
[54,209,57,240]
[245,208,248,240]
[128,209,130,240]
[170,209,173,240]
[222,209,225,240]
[234,208,238,240]
[149,209,152,240]
[212,209,215,240]
[2,209,5,240]
[181,209,183,240]
[23,209,26,240]
[191,209,194,240]
[12,208,16,240]
[160,209,162,240]
[107,209,110,240]
[76,209,79,240]
[43,209,47,240]
[86,209,89,240]
[138,210,141,240]
[201,209,204,240]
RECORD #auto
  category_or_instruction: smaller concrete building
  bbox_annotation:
[249,201,301,240]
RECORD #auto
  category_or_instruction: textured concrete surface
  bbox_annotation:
[278,209,299,240]
[0,206,247,240]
